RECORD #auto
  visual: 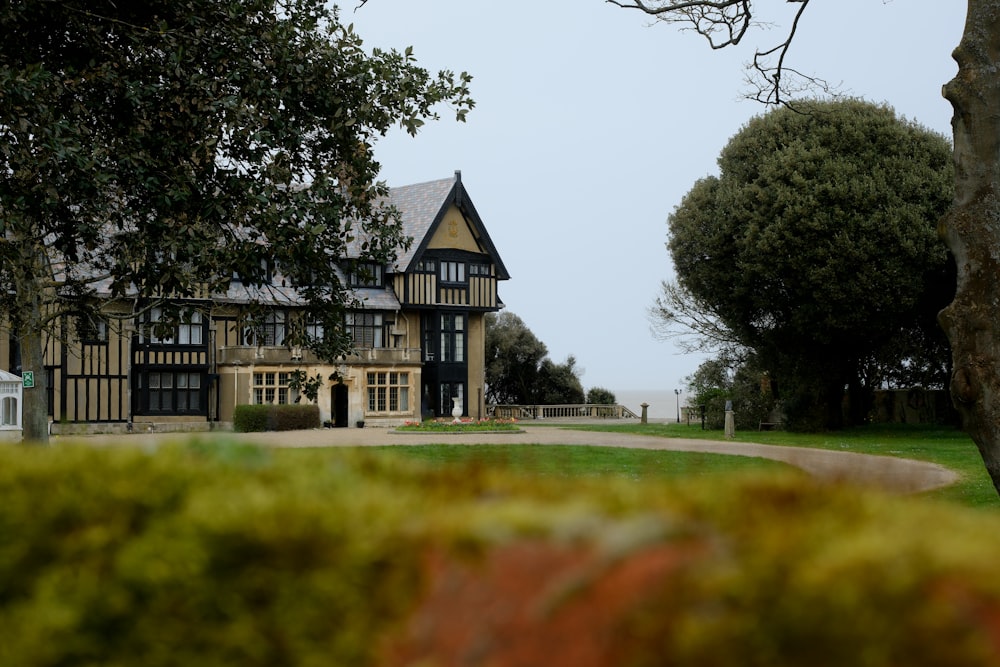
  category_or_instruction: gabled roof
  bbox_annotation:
[389,171,510,280]
[62,172,503,311]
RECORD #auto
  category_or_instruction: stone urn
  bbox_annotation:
[451,397,463,423]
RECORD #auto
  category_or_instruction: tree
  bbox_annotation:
[685,349,774,431]
[0,0,473,442]
[537,356,586,405]
[609,0,1000,503]
[586,387,617,405]
[660,100,952,429]
[484,312,586,405]
[484,312,548,405]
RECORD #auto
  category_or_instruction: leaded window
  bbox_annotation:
[366,371,409,413]
[143,371,203,414]
[253,372,290,405]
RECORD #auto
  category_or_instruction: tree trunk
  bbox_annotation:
[19,296,49,444]
[939,0,1000,493]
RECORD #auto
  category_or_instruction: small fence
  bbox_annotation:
[487,404,640,420]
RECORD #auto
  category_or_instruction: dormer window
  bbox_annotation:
[348,262,385,288]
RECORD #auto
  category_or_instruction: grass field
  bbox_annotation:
[566,422,997,509]
[369,443,793,481]
[367,422,999,510]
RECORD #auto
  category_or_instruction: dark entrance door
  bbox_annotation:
[332,383,349,427]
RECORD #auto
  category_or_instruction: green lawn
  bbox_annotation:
[368,443,792,481]
[359,422,998,510]
[565,422,998,509]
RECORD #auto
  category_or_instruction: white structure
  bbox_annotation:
[0,370,23,442]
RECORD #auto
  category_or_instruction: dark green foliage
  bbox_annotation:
[287,369,324,404]
[587,387,617,405]
[1,0,473,440]
[233,404,320,432]
[686,352,775,430]
[665,99,954,429]
[537,355,586,405]
[484,311,548,404]
[484,312,585,404]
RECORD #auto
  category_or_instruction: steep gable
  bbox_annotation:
[390,171,509,280]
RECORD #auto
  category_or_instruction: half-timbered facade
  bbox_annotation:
[4,171,508,432]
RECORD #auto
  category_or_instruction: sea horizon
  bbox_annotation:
[612,389,690,421]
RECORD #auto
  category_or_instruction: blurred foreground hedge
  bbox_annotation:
[2,441,1000,666]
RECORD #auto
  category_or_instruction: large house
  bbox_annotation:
[4,171,509,433]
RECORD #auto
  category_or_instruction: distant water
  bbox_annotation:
[613,389,687,421]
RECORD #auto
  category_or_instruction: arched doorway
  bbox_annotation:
[332,383,349,428]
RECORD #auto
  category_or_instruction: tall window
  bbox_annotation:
[440,314,465,363]
[346,312,384,348]
[1,396,18,426]
[366,371,409,413]
[440,261,466,283]
[143,371,202,414]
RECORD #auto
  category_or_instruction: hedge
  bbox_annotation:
[3,442,1000,665]
[232,403,320,432]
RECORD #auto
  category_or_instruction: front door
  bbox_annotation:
[332,383,349,427]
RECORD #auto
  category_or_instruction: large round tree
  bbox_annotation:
[665,99,953,428]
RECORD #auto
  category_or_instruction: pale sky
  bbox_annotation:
[348,1,965,396]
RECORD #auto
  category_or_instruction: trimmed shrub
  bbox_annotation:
[233,404,320,432]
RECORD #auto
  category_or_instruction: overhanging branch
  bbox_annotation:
[607,0,831,106]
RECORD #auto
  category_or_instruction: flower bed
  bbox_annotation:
[395,418,520,433]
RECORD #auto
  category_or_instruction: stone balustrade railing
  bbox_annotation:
[487,404,640,420]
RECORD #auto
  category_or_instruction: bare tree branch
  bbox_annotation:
[648,279,741,353]
[607,0,833,106]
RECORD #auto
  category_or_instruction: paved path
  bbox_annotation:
[66,425,959,495]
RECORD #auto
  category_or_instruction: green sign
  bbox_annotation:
[22,371,33,389]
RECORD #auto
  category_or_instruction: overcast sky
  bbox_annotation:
[347,1,966,395]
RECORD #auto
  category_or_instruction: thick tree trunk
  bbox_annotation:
[20,324,49,444]
[14,246,51,444]
[939,1,1000,493]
